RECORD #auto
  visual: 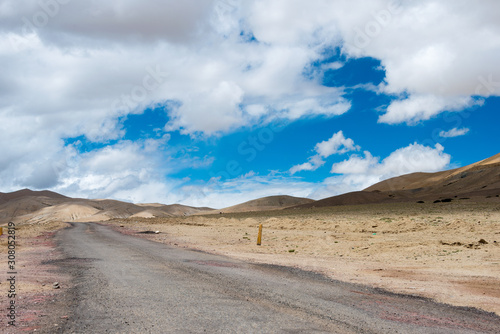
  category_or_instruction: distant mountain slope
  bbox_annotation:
[130,204,215,218]
[0,189,213,225]
[2,153,499,223]
[0,193,73,222]
[289,191,390,209]
[204,195,315,214]
[0,189,68,203]
[290,152,500,210]
[160,204,216,216]
[365,153,500,195]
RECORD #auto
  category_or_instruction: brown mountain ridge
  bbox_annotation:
[290,152,500,209]
[1,152,499,222]
[0,190,214,225]
[202,195,315,214]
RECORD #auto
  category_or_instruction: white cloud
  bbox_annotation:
[0,0,354,200]
[168,142,452,207]
[330,151,378,174]
[166,81,245,135]
[4,1,495,134]
[315,131,361,157]
[342,1,500,98]
[52,139,168,199]
[379,95,482,125]
[1,0,216,46]
[331,142,450,181]
[289,163,315,175]
[290,131,359,174]
[310,174,382,200]
[0,1,497,206]
[335,0,500,123]
[308,142,451,199]
[164,172,318,208]
[289,155,325,175]
[322,61,344,71]
[439,127,470,138]
[1,1,352,140]
[242,0,341,46]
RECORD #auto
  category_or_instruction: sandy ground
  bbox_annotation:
[0,220,72,332]
[105,201,500,316]
[1,199,499,331]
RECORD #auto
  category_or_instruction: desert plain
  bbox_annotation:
[1,154,500,330]
[101,199,500,316]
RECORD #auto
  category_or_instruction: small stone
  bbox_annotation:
[53,282,60,289]
[478,239,488,244]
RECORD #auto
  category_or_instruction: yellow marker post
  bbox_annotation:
[257,224,262,246]
[0,227,2,236]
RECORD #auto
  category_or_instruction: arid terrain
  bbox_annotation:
[1,153,500,330]
[107,200,500,316]
[2,199,499,331]
[0,220,72,331]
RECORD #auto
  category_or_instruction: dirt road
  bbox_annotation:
[53,222,500,333]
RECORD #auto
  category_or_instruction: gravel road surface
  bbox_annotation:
[53,222,500,333]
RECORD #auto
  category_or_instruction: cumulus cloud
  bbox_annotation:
[242,0,341,46]
[182,141,453,207]
[180,172,317,208]
[186,142,452,206]
[0,0,497,206]
[331,142,450,180]
[330,151,378,175]
[307,142,451,199]
[315,131,361,157]
[439,127,470,138]
[290,155,326,175]
[379,95,482,125]
[1,0,351,139]
[290,131,359,174]
[51,138,167,199]
[0,0,353,198]
[1,0,216,46]
[335,0,500,123]
[310,174,382,200]
[166,81,245,135]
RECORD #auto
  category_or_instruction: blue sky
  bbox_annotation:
[0,1,499,208]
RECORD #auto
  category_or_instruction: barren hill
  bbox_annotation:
[130,204,215,218]
[0,188,68,203]
[0,189,213,225]
[2,153,499,221]
[203,195,315,214]
[365,153,500,194]
[290,191,390,209]
[291,152,500,210]
[0,189,74,223]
